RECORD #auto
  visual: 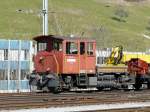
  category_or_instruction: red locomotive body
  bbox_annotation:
[29,35,97,92]
[34,35,96,75]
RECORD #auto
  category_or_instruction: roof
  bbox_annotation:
[33,35,63,41]
[33,35,95,42]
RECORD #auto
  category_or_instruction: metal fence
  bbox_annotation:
[96,48,112,65]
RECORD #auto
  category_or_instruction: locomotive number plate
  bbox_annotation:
[67,58,76,62]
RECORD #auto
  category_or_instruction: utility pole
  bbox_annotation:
[42,0,48,35]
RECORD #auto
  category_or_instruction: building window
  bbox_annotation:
[21,70,28,80]
[24,50,29,60]
[10,70,17,80]
[0,70,7,80]
[4,49,8,60]
[66,42,78,54]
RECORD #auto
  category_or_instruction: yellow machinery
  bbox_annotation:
[106,45,123,65]
[122,52,150,64]
[106,45,150,65]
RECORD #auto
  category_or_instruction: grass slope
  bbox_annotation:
[0,0,150,51]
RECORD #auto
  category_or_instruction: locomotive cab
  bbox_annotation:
[33,35,96,75]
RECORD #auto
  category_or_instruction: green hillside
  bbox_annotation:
[0,0,150,51]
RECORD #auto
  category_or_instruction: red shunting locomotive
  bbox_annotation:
[29,35,96,92]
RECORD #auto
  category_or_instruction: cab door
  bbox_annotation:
[63,41,79,74]
[86,42,96,74]
[80,41,96,74]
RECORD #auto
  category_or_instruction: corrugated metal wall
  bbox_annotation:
[0,39,33,93]
[96,48,112,65]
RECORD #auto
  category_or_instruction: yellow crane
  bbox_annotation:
[106,45,123,65]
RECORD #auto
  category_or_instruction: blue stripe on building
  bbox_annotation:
[0,40,31,50]
[0,40,9,49]
[0,61,30,70]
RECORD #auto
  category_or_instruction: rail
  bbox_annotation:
[0,90,150,110]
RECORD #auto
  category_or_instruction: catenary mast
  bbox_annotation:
[42,0,48,35]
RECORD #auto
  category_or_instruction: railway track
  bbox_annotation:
[0,90,150,110]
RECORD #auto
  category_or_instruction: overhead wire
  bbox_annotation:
[49,0,63,35]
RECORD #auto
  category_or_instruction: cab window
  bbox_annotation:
[87,42,94,55]
[66,42,78,54]
[53,41,62,51]
[38,42,47,51]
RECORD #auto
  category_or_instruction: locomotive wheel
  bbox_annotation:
[134,83,142,90]
[47,78,61,93]
[147,83,150,89]
[29,79,38,92]
[147,78,150,89]
[96,87,104,91]
[135,76,142,90]
[30,85,38,92]
[48,87,61,94]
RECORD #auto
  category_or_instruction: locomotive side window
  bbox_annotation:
[53,41,62,51]
[80,42,85,55]
[87,42,94,55]
[38,42,47,51]
[66,42,78,54]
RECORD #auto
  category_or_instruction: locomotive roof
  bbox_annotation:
[33,35,95,42]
